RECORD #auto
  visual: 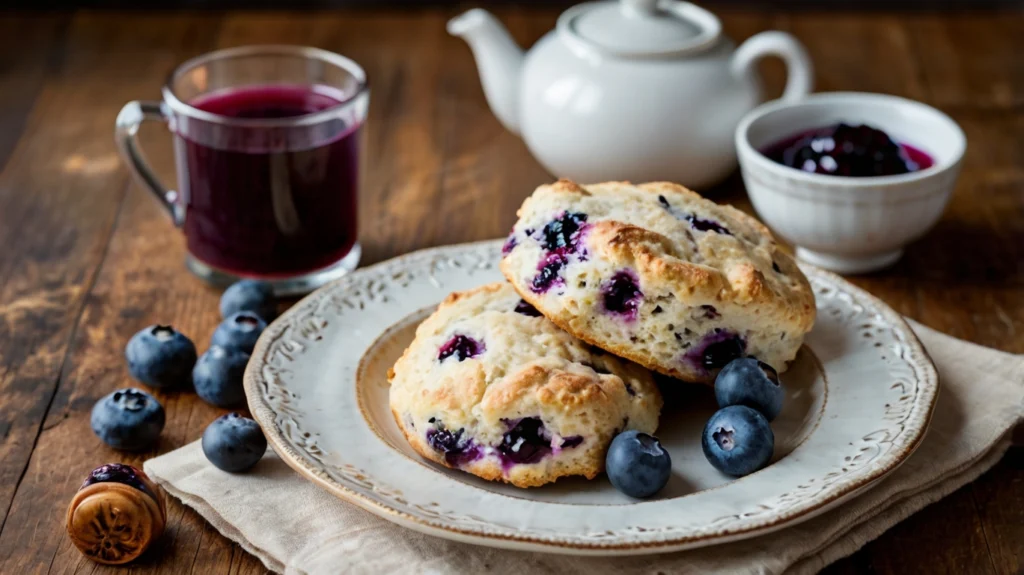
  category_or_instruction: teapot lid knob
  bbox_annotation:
[557,0,722,58]
[621,0,659,17]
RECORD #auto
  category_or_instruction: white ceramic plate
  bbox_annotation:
[245,240,938,555]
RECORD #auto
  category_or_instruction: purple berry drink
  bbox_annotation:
[179,84,361,277]
[116,46,368,294]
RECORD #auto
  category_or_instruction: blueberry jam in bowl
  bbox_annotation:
[736,92,966,274]
[763,122,933,178]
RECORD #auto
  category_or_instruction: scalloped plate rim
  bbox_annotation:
[243,239,939,555]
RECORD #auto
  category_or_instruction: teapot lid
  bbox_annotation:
[558,0,722,58]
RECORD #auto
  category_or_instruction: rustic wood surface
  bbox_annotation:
[0,6,1020,574]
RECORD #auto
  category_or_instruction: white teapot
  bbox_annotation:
[449,0,813,188]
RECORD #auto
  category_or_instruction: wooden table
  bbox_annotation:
[0,6,1020,574]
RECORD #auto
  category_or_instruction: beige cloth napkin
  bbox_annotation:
[145,321,1024,575]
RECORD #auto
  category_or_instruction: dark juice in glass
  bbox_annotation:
[176,84,360,277]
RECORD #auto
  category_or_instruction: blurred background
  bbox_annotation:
[0,0,1020,573]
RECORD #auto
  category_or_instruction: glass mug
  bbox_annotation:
[116,45,369,295]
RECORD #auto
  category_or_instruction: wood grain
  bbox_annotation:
[0,10,229,574]
[907,13,1024,111]
[0,6,1019,575]
[0,12,132,538]
[0,16,67,171]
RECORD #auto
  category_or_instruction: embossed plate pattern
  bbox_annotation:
[244,240,938,555]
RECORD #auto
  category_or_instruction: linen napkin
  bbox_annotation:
[145,321,1024,575]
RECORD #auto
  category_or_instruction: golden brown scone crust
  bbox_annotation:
[388,283,661,488]
[500,180,816,384]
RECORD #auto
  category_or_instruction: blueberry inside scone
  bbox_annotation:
[388,283,661,488]
[500,179,816,384]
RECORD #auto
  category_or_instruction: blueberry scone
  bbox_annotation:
[500,180,816,384]
[388,283,661,488]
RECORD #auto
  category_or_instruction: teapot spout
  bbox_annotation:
[448,9,524,135]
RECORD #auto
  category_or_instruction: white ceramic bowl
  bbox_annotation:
[735,92,966,274]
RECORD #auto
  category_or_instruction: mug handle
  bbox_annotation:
[731,31,814,103]
[115,101,184,226]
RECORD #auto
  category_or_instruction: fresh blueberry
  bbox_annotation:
[219,279,277,321]
[192,345,250,408]
[714,358,785,421]
[211,312,267,354]
[90,388,165,451]
[201,413,267,473]
[125,325,197,388]
[702,405,774,477]
[605,430,671,498]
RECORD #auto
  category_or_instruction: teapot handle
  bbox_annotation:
[731,31,813,102]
